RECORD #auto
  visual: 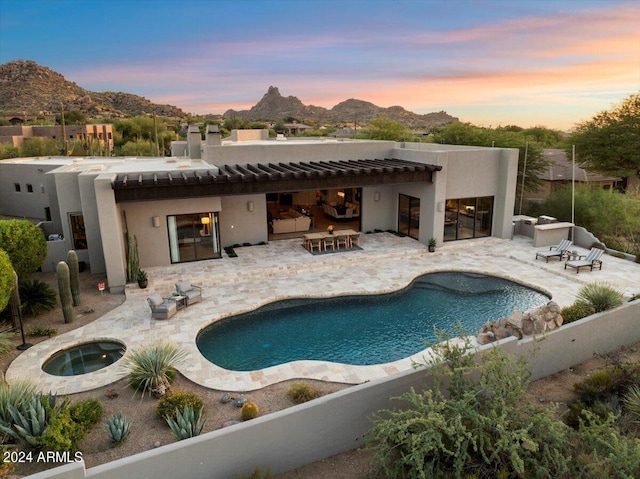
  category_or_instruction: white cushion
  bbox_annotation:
[176,281,191,294]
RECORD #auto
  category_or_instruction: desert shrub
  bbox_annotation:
[561,301,596,324]
[104,413,131,445]
[575,282,626,313]
[165,405,206,440]
[0,249,12,312]
[0,331,13,354]
[367,339,573,479]
[122,341,186,397]
[157,389,203,421]
[573,366,638,403]
[287,383,319,404]
[69,398,103,430]
[28,326,57,337]
[241,402,259,421]
[18,279,56,316]
[564,400,615,429]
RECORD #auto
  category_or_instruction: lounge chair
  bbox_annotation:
[564,247,604,274]
[535,239,572,262]
[147,292,177,320]
[175,280,202,306]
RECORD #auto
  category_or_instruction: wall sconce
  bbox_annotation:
[374,192,380,202]
[337,191,345,199]
[247,201,254,212]
[152,216,160,228]
[437,201,444,212]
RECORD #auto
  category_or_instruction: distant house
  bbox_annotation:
[526,149,622,202]
[282,123,313,136]
[0,124,114,154]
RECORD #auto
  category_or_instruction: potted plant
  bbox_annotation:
[137,270,148,289]
[327,224,334,235]
[428,237,437,252]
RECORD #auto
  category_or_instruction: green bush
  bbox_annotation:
[157,389,204,421]
[69,399,103,430]
[122,341,186,398]
[18,279,57,316]
[573,366,636,403]
[287,383,319,404]
[0,249,12,312]
[564,400,614,429]
[27,326,57,337]
[237,466,274,479]
[575,282,626,313]
[622,384,640,424]
[0,220,47,280]
[561,302,596,324]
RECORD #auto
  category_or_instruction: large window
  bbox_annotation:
[398,194,420,240]
[168,212,220,263]
[69,213,87,249]
[444,197,494,241]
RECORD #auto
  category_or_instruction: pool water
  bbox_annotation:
[42,341,125,376]
[196,272,549,371]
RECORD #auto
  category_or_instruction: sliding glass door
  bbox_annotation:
[398,194,420,240]
[168,212,220,263]
[443,197,494,241]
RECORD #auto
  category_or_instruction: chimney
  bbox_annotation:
[187,125,201,159]
[205,124,221,146]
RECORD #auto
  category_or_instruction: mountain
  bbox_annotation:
[224,86,458,129]
[0,60,187,119]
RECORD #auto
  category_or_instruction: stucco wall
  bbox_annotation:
[0,162,56,220]
[32,300,640,479]
[219,194,268,246]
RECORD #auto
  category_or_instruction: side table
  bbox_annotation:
[169,295,187,311]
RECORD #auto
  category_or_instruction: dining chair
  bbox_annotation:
[350,233,360,247]
[308,238,323,253]
[336,234,348,249]
[324,236,336,251]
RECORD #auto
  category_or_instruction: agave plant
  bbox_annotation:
[104,413,131,445]
[0,332,13,355]
[121,341,187,398]
[0,393,61,447]
[0,381,38,426]
[165,405,206,441]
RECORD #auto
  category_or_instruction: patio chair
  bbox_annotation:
[175,280,202,306]
[535,239,572,262]
[324,235,336,251]
[564,247,604,274]
[308,237,323,253]
[147,292,177,320]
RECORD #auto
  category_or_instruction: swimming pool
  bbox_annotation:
[196,272,549,371]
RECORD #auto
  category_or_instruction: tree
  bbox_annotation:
[568,93,640,183]
[0,249,13,311]
[20,137,61,157]
[117,139,156,156]
[361,117,410,141]
[0,220,47,280]
[431,122,551,204]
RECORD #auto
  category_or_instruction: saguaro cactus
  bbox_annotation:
[57,261,73,323]
[126,235,139,283]
[67,250,81,306]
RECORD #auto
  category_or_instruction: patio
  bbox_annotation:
[7,232,640,394]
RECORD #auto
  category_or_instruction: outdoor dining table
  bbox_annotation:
[303,229,358,251]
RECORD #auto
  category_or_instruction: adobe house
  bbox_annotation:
[0,129,518,292]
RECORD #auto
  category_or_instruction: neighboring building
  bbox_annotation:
[526,149,622,202]
[0,128,518,292]
[0,124,114,154]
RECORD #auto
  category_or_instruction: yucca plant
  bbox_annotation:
[622,384,640,424]
[104,413,131,445]
[165,405,206,441]
[575,281,626,313]
[121,341,187,398]
[18,279,56,316]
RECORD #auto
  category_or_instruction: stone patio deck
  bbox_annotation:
[7,233,640,394]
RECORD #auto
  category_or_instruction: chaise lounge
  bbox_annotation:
[564,247,604,274]
[175,280,202,306]
[535,239,573,262]
[147,292,177,320]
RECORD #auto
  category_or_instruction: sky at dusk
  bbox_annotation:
[1,0,638,131]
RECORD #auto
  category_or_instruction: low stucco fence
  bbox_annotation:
[29,300,640,479]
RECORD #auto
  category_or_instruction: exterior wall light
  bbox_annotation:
[152,216,161,228]
[374,192,380,202]
[247,201,254,212]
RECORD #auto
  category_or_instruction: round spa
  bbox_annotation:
[42,340,126,377]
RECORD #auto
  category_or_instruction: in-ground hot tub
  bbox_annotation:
[42,340,126,376]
